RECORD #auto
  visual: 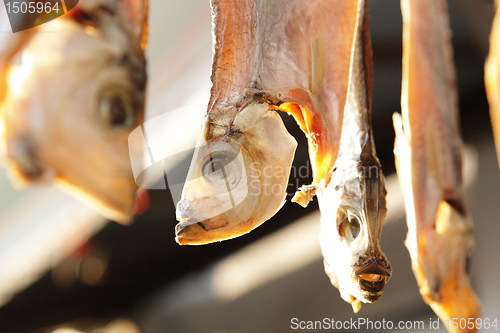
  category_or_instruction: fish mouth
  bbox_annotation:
[175,216,232,245]
[175,218,195,235]
[175,202,211,236]
[175,217,208,234]
[177,217,218,230]
[353,254,392,302]
[175,218,206,245]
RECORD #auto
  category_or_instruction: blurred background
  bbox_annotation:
[0,0,499,332]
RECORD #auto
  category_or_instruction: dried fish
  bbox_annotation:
[394,0,481,331]
[307,0,391,313]
[0,0,148,221]
[176,0,391,312]
[174,0,298,245]
[486,0,500,168]
[175,0,359,245]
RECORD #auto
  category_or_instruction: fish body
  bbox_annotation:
[0,0,148,221]
[174,0,299,245]
[486,0,500,168]
[310,0,390,312]
[394,0,481,331]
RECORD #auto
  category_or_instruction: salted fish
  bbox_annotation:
[175,0,360,245]
[394,0,481,331]
[0,0,148,221]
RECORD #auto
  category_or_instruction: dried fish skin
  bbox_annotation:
[206,0,360,202]
[395,0,481,331]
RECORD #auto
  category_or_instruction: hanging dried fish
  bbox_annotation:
[486,0,500,168]
[394,0,481,331]
[304,0,391,313]
[0,0,148,221]
[175,0,358,245]
[176,0,391,313]
[174,0,298,245]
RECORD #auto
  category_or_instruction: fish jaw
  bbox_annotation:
[319,156,391,310]
[175,102,296,245]
[415,203,481,333]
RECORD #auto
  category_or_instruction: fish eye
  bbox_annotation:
[99,90,135,130]
[201,152,241,189]
[338,210,361,240]
[349,215,361,239]
[74,11,99,27]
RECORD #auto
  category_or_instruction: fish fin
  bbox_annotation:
[351,299,362,313]
[291,184,317,208]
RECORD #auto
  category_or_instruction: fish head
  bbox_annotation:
[0,0,147,221]
[412,200,482,327]
[176,103,297,245]
[319,157,391,309]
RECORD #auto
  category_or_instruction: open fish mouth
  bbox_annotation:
[175,206,236,245]
[175,218,199,234]
[353,253,392,302]
[176,217,225,234]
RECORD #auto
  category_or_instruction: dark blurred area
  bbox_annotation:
[0,0,498,332]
